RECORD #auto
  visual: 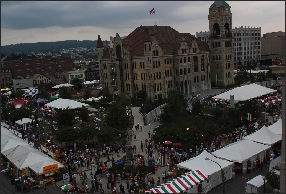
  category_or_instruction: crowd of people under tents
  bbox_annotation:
[1,85,283,193]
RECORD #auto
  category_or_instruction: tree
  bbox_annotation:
[59,87,72,99]
[10,89,25,99]
[83,88,92,99]
[160,105,175,124]
[79,106,90,122]
[38,86,49,99]
[136,90,147,102]
[166,90,187,113]
[56,109,75,127]
[265,171,279,190]
[192,99,202,115]
[56,126,77,146]
[97,126,117,144]
[8,109,31,123]
[105,103,131,131]
[71,78,83,91]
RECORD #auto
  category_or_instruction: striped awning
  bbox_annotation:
[148,170,207,193]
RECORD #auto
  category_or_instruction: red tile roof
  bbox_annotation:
[122,26,210,56]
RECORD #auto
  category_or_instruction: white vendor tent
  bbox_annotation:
[268,118,282,135]
[45,98,89,109]
[212,140,270,170]
[213,83,276,101]
[245,175,267,193]
[177,150,233,191]
[1,126,63,174]
[52,83,73,89]
[243,125,282,145]
[15,118,32,125]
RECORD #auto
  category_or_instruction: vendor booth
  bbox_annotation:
[45,98,89,109]
[149,170,208,193]
[177,150,233,192]
[212,140,270,174]
[245,175,267,193]
[243,125,282,146]
[268,118,282,135]
[15,118,32,130]
[213,83,276,102]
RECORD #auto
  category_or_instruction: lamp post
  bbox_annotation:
[205,157,225,193]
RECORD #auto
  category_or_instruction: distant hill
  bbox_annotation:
[1,40,102,56]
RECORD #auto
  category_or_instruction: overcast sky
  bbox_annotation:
[1,1,285,46]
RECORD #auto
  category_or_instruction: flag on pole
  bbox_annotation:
[247,113,252,121]
[149,8,155,15]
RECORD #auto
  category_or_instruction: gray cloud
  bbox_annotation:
[1,1,284,46]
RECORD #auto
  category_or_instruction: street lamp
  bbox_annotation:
[205,157,225,193]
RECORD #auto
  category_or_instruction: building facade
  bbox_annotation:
[33,74,52,86]
[261,31,285,65]
[98,26,211,101]
[232,26,261,66]
[67,70,86,84]
[208,1,234,87]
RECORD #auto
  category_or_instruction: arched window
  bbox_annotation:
[224,23,230,37]
[213,23,220,36]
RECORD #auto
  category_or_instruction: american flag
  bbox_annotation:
[149,8,155,15]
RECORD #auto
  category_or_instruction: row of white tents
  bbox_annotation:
[174,118,282,193]
[1,123,63,175]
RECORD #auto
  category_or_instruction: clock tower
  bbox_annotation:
[208,1,234,87]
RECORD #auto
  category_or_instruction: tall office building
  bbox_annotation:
[197,26,261,68]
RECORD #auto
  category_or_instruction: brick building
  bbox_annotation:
[98,26,211,101]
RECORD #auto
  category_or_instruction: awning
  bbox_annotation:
[149,170,207,193]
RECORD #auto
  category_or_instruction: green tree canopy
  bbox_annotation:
[105,103,131,131]
[10,89,25,99]
[192,99,202,115]
[59,87,72,99]
[38,86,50,99]
[56,109,75,127]
[71,78,83,91]
[79,106,90,122]
[83,88,92,99]
[56,126,77,146]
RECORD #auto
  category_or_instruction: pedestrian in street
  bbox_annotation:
[126,180,130,190]
[134,135,137,141]
[148,131,151,138]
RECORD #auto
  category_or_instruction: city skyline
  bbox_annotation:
[1,1,285,46]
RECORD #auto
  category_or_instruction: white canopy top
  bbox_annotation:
[212,140,270,163]
[15,118,32,125]
[213,83,276,101]
[177,150,233,176]
[243,125,282,145]
[1,126,63,172]
[52,83,73,89]
[268,118,282,135]
[83,80,99,85]
[45,98,89,109]
[86,96,103,102]
[246,175,267,187]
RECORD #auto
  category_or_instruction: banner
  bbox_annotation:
[43,164,58,174]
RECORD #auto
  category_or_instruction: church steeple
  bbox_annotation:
[97,35,103,48]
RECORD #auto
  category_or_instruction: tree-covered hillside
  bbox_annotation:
[1,40,101,55]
